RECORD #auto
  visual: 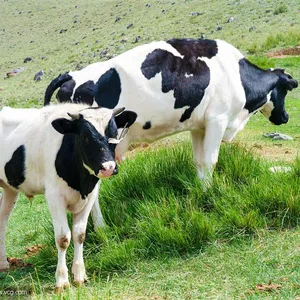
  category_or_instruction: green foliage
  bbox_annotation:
[18,142,298,281]
[274,4,288,15]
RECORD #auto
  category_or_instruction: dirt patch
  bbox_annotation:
[267,46,300,58]
[250,143,297,162]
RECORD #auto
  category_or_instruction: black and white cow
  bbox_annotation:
[0,103,136,290]
[44,38,298,227]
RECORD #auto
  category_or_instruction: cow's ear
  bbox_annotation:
[52,118,77,134]
[114,110,137,129]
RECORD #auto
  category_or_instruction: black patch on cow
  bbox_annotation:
[57,79,76,102]
[143,121,151,129]
[4,145,26,188]
[73,80,95,105]
[55,135,99,199]
[239,58,278,113]
[167,38,218,59]
[94,68,121,108]
[141,44,211,122]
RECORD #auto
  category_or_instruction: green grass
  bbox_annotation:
[0,0,300,107]
[1,142,300,298]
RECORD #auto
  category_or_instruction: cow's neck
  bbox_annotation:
[239,58,278,113]
[55,135,99,199]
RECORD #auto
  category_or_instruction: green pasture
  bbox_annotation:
[0,0,300,299]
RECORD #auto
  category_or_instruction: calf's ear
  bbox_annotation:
[114,110,137,129]
[52,118,76,134]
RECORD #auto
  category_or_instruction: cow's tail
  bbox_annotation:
[44,72,73,106]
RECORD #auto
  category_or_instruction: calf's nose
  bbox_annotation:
[98,161,117,178]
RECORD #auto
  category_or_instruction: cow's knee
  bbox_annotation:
[57,233,71,250]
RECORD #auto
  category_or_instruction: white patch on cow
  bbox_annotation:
[260,93,274,119]
[185,73,194,78]
[83,162,95,176]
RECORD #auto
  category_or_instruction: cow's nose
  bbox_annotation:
[98,161,116,178]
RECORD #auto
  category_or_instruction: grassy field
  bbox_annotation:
[1,0,300,299]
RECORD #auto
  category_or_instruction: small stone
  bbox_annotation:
[115,17,121,22]
[191,12,202,16]
[200,33,205,39]
[23,57,32,63]
[127,23,133,29]
[263,132,293,141]
[60,29,67,34]
[269,166,292,173]
[216,26,222,31]
[227,17,234,23]
[133,36,141,43]
[34,70,44,81]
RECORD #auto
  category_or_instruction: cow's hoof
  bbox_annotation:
[73,280,85,287]
[55,282,70,294]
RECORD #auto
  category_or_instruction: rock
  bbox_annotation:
[269,166,292,173]
[34,70,44,81]
[76,64,83,70]
[227,17,235,23]
[216,26,222,31]
[200,33,206,39]
[23,57,32,63]
[146,3,150,7]
[263,132,293,141]
[133,36,141,43]
[74,20,78,23]
[191,12,202,16]
[115,17,121,22]
[60,29,67,34]
[127,23,133,29]
[6,67,24,77]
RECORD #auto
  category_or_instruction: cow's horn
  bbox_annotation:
[112,107,125,116]
[67,113,83,120]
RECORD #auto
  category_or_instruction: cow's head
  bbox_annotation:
[260,69,298,125]
[52,107,137,178]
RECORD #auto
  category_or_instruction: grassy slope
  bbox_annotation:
[0,0,300,107]
[1,0,300,298]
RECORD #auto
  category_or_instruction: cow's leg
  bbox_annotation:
[72,185,99,285]
[46,195,71,291]
[0,188,18,270]
[90,183,105,230]
[191,120,226,188]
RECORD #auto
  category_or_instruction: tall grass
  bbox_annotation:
[27,141,300,280]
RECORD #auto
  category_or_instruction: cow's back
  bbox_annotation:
[100,39,247,143]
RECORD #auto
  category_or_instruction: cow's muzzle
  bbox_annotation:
[97,161,118,178]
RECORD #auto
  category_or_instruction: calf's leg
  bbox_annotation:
[0,188,19,270]
[46,194,71,291]
[72,185,99,285]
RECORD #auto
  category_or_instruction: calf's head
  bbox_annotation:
[52,107,137,178]
[260,69,298,125]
